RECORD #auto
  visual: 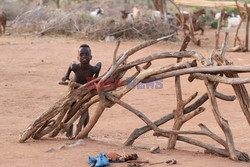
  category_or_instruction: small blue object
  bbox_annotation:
[88,153,109,167]
[95,153,109,167]
[88,156,97,166]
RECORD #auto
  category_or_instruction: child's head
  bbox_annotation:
[78,44,92,64]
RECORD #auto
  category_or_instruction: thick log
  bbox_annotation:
[146,65,250,82]
[112,60,195,98]
[214,54,250,125]
[155,123,225,146]
[116,50,204,73]
[231,80,250,125]
[214,91,236,101]
[163,35,191,148]
[205,79,238,161]
[192,73,250,85]
[168,58,185,149]
[154,132,249,161]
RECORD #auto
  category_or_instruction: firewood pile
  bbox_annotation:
[19,33,250,161]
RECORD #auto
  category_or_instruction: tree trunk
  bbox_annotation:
[56,0,60,8]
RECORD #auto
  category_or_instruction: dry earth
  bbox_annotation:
[0,28,250,167]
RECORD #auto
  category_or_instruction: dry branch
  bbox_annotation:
[154,132,249,161]
[124,93,210,146]
[167,57,185,149]
[213,54,250,125]
[205,79,238,161]
[146,65,250,82]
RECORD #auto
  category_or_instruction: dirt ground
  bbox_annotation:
[0,28,250,167]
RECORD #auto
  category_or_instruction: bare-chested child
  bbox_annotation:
[61,44,101,138]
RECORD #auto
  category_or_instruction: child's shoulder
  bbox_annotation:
[91,62,101,69]
[70,61,80,70]
[91,62,102,74]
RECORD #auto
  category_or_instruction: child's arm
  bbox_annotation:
[61,61,76,81]
[93,62,102,78]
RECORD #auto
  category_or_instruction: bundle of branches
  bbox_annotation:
[11,6,95,35]
[11,6,176,40]
[85,16,176,40]
[19,33,250,162]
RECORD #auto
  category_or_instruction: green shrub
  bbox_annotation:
[210,20,218,29]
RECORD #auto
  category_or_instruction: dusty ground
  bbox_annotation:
[0,28,250,167]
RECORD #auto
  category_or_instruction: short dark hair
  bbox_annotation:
[79,44,91,54]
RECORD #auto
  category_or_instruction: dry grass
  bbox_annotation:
[11,6,176,40]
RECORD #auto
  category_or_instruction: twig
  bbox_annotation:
[113,41,120,65]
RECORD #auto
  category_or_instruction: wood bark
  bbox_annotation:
[205,79,238,161]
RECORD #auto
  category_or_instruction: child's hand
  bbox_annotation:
[59,77,69,85]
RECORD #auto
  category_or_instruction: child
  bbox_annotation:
[62,44,101,138]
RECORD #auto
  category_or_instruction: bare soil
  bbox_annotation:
[0,28,250,167]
